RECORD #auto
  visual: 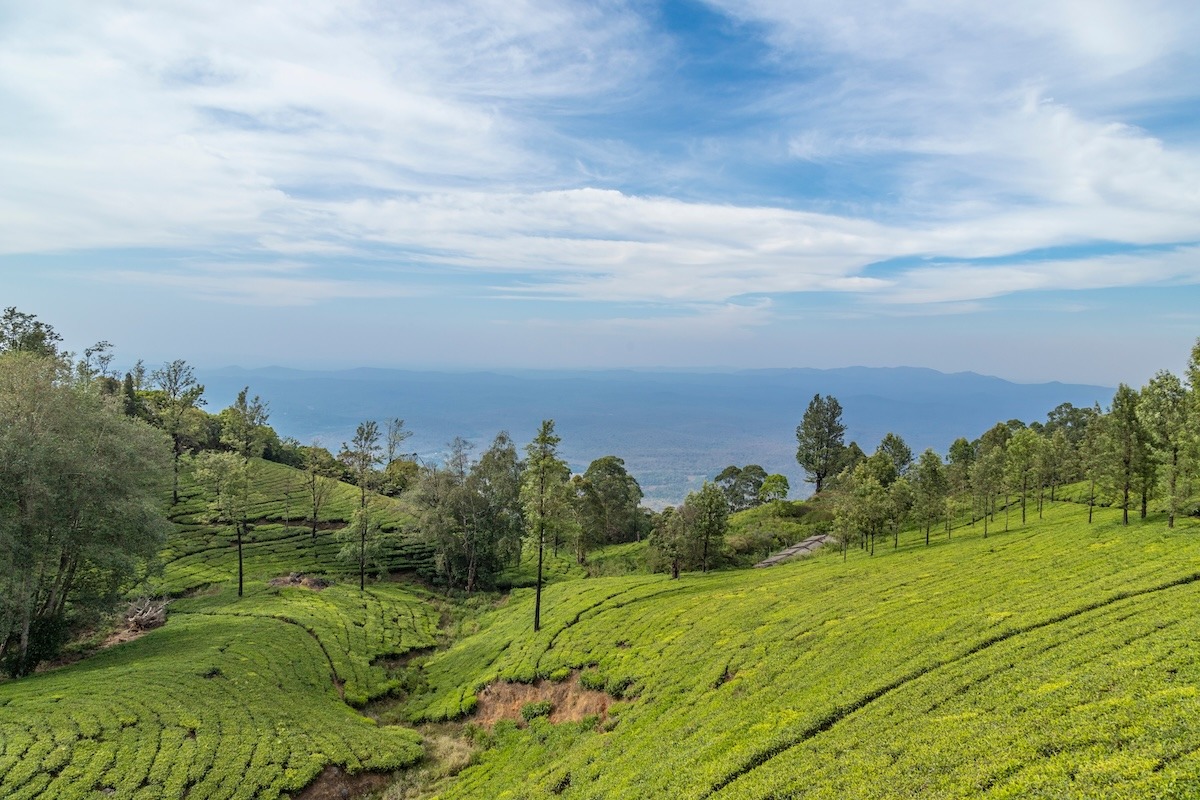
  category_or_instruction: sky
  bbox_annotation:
[2,0,1199,386]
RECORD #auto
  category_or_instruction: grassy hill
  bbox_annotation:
[2,460,1199,799]
[406,502,1200,799]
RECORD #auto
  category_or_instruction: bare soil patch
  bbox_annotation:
[474,672,610,727]
[290,765,391,800]
[270,573,333,591]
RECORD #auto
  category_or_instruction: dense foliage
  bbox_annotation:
[0,351,171,675]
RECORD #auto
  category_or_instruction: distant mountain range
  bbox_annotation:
[197,366,1113,507]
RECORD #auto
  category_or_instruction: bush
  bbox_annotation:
[520,700,554,722]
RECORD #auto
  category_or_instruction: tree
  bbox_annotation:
[303,443,339,541]
[580,456,645,544]
[217,387,270,597]
[1104,384,1146,525]
[193,451,253,598]
[714,464,767,512]
[796,394,847,494]
[1005,428,1042,526]
[521,420,572,631]
[0,307,62,357]
[384,417,412,467]
[945,437,974,534]
[911,449,947,545]
[1079,410,1107,524]
[758,473,789,504]
[340,421,384,591]
[648,507,685,578]
[150,360,206,505]
[877,432,914,478]
[686,482,728,573]
[1138,370,1190,528]
[971,429,1007,538]
[0,352,171,675]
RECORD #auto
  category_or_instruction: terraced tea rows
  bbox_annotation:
[160,459,434,595]
[0,582,439,799]
[409,502,1200,799]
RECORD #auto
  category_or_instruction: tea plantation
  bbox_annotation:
[408,502,1200,799]
[2,457,1199,799]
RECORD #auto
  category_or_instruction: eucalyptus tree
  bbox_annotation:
[0,351,171,675]
[216,387,270,596]
[1005,428,1043,526]
[796,394,847,494]
[758,473,790,504]
[911,449,948,545]
[1079,410,1107,523]
[1105,384,1146,525]
[971,426,1008,538]
[945,437,974,533]
[686,482,729,573]
[0,307,62,356]
[303,443,340,541]
[714,464,767,512]
[1138,370,1190,527]
[521,420,572,631]
[150,359,206,504]
[580,455,645,543]
[877,432,914,478]
[193,451,252,597]
[340,421,384,591]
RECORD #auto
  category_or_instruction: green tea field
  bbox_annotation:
[408,502,1200,799]
[2,458,1199,799]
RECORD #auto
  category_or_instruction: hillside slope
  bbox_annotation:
[409,502,1200,799]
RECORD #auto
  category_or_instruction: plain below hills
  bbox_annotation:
[198,366,1112,506]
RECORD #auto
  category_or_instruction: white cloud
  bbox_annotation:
[1,0,1199,322]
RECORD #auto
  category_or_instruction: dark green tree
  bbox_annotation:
[521,420,572,631]
[150,359,206,505]
[911,448,947,545]
[795,394,847,494]
[339,421,384,591]
[0,352,171,675]
[216,387,270,597]
[0,307,62,357]
[1138,370,1189,528]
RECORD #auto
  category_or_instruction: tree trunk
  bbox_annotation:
[534,519,545,631]
[237,521,245,598]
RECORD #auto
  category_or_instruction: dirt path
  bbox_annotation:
[753,534,831,568]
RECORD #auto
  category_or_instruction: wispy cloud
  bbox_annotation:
[2,1,1199,381]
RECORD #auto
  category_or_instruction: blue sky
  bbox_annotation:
[2,0,1199,386]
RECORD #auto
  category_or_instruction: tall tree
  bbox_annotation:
[1138,370,1189,528]
[911,449,948,545]
[945,437,974,533]
[150,360,206,505]
[1104,384,1145,526]
[758,473,790,504]
[521,420,572,631]
[193,451,253,598]
[0,307,62,357]
[303,443,339,541]
[877,432,914,478]
[340,421,384,591]
[384,417,412,467]
[580,456,645,544]
[795,394,847,494]
[1005,428,1042,526]
[0,352,171,675]
[715,464,767,513]
[686,482,729,573]
[218,387,270,597]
